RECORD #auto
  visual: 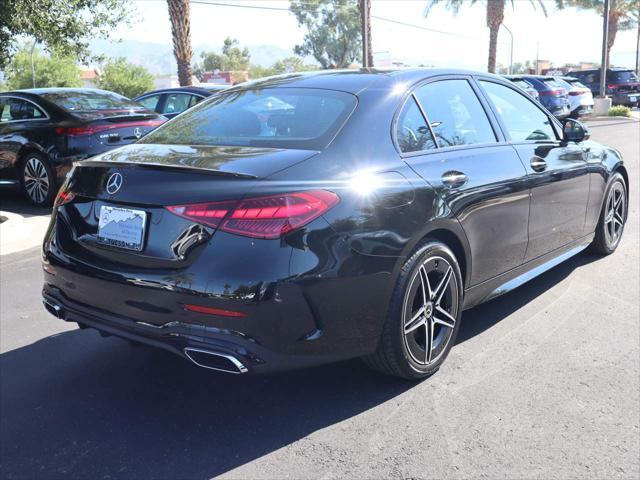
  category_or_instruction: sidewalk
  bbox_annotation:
[0,210,51,256]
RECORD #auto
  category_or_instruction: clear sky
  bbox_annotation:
[124,0,639,70]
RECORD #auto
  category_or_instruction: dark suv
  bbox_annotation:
[570,68,640,107]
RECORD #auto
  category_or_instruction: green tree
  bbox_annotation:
[249,64,278,79]
[196,38,251,77]
[96,58,154,98]
[0,0,130,69]
[424,0,547,73]
[4,46,81,89]
[290,0,361,68]
[556,0,640,70]
[272,56,317,74]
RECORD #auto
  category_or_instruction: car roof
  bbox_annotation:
[225,68,504,95]
[134,86,218,98]
[12,87,125,96]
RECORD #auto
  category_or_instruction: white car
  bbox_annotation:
[555,76,594,118]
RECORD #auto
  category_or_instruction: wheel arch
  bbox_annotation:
[16,143,48,167]
[395,219,472,290]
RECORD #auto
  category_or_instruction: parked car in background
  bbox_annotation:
[0,88,165,205]
[520,75,571,118]
[504,75,539,100]
[42,69,628,380]
[134,85,227,119]
[569,68,640,107]
[554,76,594,118]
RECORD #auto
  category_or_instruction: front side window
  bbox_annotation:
[479,81,556,142]
[0,97,46,122]
[141,88,357,150]
[414,80,496,148]
[396,96,436,153]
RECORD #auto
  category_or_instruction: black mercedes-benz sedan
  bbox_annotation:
[0,88,166,205]
[134,85,228,119]
[41,69,629,379]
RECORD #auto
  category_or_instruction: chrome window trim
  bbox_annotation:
[0,94,50,123]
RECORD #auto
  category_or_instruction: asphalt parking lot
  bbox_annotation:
[0,118,638,480]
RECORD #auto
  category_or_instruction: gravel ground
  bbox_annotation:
[0,119,638,479]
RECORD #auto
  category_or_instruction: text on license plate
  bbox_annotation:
[97,206,147,251]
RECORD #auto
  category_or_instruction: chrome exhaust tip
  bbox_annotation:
[184,347,248,374]
[43,298,64,319]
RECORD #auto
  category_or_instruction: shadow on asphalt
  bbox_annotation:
[0,251,600,479]
[0,188,51,217]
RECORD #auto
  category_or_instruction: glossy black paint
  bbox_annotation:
[41,69,627,374]
[0,89,165,188]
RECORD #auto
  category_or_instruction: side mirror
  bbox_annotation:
[562,118,590,143]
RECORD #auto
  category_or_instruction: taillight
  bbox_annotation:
[568,91,582,96]
[167,190,339,239]
[54,188,75,207]
[540,89,565,96]
[55,120,166,137]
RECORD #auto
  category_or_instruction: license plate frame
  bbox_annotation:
[97,206,147,251]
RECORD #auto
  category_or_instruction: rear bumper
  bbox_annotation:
[41,285,354,374]
[611,92,640,106]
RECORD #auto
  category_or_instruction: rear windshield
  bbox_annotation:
[543,79,563,89]
[140,87,357,150]
[554,78,573,90]
[511,79,532,90]
[609,70,639,83]
[40,90,147,113]
[567,79,588,88]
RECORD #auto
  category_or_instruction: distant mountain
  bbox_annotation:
[89,39,305,75]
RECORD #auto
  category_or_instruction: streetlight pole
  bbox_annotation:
[501,23,514,75]
[599,0,610,98]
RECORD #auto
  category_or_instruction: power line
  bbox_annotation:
[134,0,490,42]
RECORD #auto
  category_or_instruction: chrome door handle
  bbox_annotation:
[441,170,468,188]
[530,157,547,172]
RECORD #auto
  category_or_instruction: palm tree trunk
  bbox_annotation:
[486,0,505,73]
[606,12,620,72]
[167,0,193,86]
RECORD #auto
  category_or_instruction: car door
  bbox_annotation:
[477,79,590,261]
[0,96,50,183]
[399,77,530,286]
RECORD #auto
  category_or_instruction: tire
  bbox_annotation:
[590,172,627,255]
[19,152,56,206]
[363,240,464,380]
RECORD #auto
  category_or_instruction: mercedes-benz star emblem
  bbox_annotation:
[133,127,142,139]
[106,172,123,195]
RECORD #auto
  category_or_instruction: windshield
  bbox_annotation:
[140,87,357,150]
[40,90,147,113]
[609,70,639,83]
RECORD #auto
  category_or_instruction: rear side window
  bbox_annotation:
[138,94,161,111]
[414,79,496,148]
[396,96,436,153]
[0,97,46,122]
[479,81,556,142]
[141,88,357,150]
[162,93,199,114]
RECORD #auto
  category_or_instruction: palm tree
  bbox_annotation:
[557,1,640,71]
[424,0,547,73]
[167,0,193,86]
